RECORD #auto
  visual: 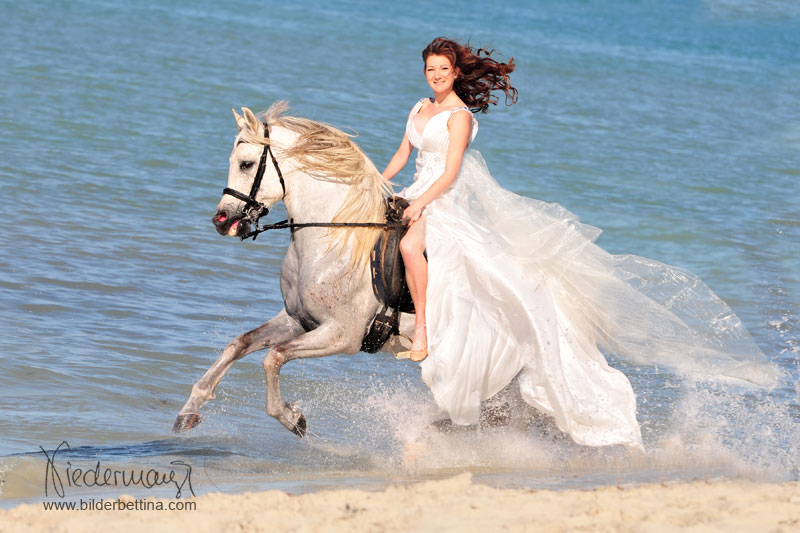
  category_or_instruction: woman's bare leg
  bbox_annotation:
[399,216,427,359]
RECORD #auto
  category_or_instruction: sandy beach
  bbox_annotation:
[2,473,798,532]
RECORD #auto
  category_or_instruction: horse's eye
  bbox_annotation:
[240,161,254,171]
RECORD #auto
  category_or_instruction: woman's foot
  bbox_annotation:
[409,323,428,361]
[396,348,428,362]
[411,349,428,362]
[397,323,428,361]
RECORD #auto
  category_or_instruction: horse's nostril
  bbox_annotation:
[215,212,227,224]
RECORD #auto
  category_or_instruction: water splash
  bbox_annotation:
[257,366,800,489]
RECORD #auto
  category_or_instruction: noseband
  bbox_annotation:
[221,121,286,229]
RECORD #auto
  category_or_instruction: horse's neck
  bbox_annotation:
[273,127,359,282]
[272,127,349,223]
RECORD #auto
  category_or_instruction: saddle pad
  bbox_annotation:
[370,196,414,313]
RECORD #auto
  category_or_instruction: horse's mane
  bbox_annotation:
[241,101,393,273]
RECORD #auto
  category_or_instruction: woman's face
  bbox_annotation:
[425,54,457,94]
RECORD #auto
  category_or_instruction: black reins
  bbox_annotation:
[245,219,407,240]
[221,120,406,241]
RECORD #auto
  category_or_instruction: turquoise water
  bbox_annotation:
[1,0,798,506]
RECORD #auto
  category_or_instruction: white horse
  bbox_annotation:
[173,103,419,436]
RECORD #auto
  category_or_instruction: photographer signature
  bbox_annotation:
[40,441,195,499]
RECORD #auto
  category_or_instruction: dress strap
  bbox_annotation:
[448,106,475,127]
[447,106,478,140]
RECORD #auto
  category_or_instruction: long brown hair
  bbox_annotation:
[422,37,518,113]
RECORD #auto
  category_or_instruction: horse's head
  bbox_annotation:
[213,107,285,238]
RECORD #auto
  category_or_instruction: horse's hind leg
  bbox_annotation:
[262,323,355,437]
[428,378,521,433]
[173,309,304,433]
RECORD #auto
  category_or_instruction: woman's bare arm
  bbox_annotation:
[382,133,414,180]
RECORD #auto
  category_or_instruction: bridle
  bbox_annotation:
[220,122,285,235]
[220,120,405,241]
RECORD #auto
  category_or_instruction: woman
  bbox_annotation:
[381,37,776,449]
[381,38,509,363]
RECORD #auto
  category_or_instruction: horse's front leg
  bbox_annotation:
[263,322,356,437]
[173,309,304,433]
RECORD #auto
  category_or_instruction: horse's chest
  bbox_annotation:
[280,249,348,331]
[282,287,318,332]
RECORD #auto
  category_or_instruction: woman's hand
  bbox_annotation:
[403,202,425,225]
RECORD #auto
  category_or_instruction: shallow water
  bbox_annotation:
[1,0,799,508]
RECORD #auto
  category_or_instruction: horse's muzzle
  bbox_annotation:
[212,209,245,237]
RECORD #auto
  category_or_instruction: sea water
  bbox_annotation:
[1,0,798,507]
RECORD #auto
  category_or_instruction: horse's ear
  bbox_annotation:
[242,107,262,135]
[232,108,245,131]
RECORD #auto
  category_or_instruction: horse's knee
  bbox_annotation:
[225,334,247,355]
[262,349,286,372]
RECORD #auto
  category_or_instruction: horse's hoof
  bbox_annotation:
[291,415,307,438]
[172,413,202,433]
[479,401,511,428]
[429,417,472,433]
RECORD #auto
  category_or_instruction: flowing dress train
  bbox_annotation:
[398,99,776,449]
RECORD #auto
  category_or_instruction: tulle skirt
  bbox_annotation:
[400,149,776,449]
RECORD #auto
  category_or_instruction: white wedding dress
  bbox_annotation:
[398,99,777,449]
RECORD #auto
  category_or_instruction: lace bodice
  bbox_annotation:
[405,98,478,154]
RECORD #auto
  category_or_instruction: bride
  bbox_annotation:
[381,37,776,449]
